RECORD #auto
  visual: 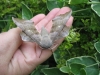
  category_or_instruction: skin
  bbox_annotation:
[0,7,73,75]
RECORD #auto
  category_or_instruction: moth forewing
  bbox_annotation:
[50,10,72,35]
[12,17,41,43]
[59,26,70,38]
[20,32,33,42]
[50,10,72,42]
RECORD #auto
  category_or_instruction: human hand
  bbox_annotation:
[0,7,73,75]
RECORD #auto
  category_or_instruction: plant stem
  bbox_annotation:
[73,8,91,13]
[87,2,100,4]
[0,20,11,21]
[74,16,91,18]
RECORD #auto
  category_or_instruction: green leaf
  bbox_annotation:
[22,2,33,20]
[79,68,86,75]
[91,0,100,17]
[0,19,6,31]
[46,0,59,11]
[67,56,96,66]
[90,0,99,1]
[70,63,86,75]
[60,66,70,73]
[69,0,88,5]
[31,65,49,75]
[42,67,67,75]
[66,56,99,75]
[1,15,15,32]
[1,7,16,16]
[94,42,100,53]
[53,49,61,64]
[94,52,100,62]
[56,0,64,8]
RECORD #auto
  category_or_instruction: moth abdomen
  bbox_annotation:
[39,36,53,49]
[39,26,53,49]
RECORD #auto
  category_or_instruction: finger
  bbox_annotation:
[31,14,46,25]
[56,7,71,16]
[0,28,22,64]
[35,8,60,31]
[66,16,73,28]
[45,7,71,31]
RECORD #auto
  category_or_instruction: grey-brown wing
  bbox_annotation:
[50,10,72,42]
[12,17,41,43]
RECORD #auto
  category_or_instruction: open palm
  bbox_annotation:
[0,7,73,75]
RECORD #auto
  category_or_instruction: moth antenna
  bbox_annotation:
[51,50,53,53]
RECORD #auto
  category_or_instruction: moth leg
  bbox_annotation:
[38,48,42,58]
[35,45,43,58]
[49,43,59,52]
[39,49,42,58]
[48,48,53,53]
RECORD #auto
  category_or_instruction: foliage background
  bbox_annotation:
[0,0,100,75]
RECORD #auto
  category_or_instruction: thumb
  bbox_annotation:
[0,28,22,65]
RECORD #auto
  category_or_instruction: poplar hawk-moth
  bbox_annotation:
[12,10,72,49]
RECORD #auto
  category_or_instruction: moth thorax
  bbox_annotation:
[40,36,53,49]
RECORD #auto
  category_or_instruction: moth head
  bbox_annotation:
[39,27,53,49]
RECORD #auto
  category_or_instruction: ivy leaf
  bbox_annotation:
[70,63,86,75]
[42,67,66,75]
[60,66,71,73]
[94,52,100,62]
[31,65,49,75]
[91,0,100,17]
[66,56,99,75]
[94,42,100,53]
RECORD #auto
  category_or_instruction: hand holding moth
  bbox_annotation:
[0,7,73,75]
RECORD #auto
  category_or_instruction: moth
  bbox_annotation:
[12,10,72,50]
